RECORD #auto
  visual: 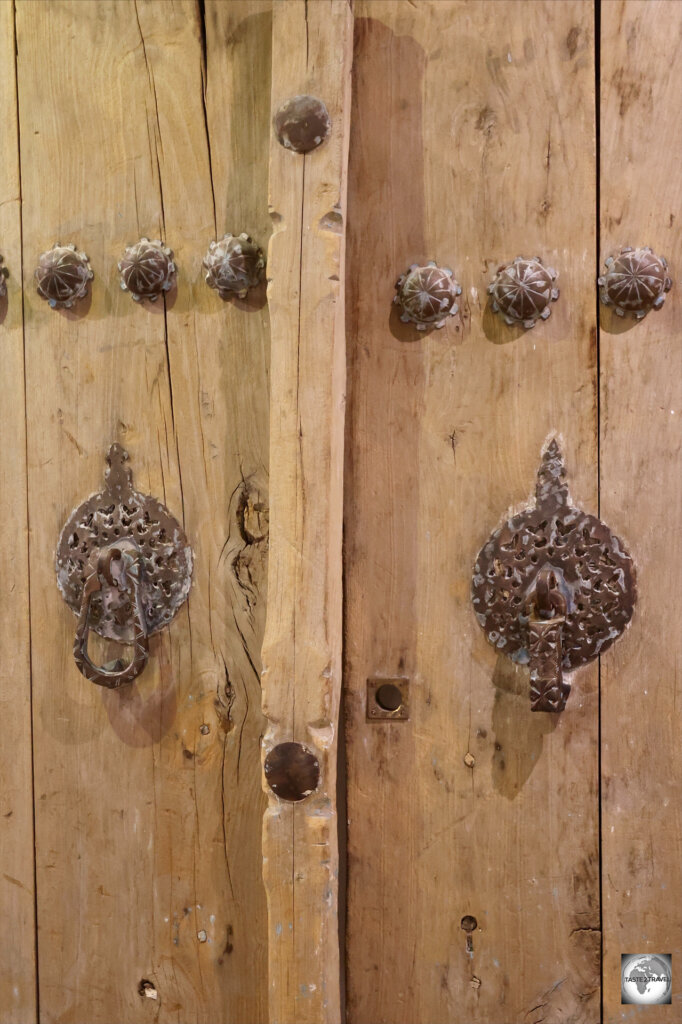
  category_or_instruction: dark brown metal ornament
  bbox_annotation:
[471,440,636,712]
[273,95,331,153]
[56,444,193,687]
[203,233,265,298]
[118,238,175,302]
[598,245,672,318]
[488,256,559,328]
[394,262,461,330]
[35,243,93,309]
[264,742,320,802]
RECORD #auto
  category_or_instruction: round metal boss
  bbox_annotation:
[35,243,93,309]
[394,261,462,330]
[203,233,264,298]
[273,95,331,153]
[598,245,672,318]
[488,256,559,328]
[264,742,320,802]
[118,238,175,301]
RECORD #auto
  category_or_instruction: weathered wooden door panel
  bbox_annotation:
[15,1,270,1020]
[343,3,600,1022]
[600,3,682,1021]
[0,5,35,1022]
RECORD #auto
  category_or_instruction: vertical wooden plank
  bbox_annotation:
[17,1,270,1020]
[0,6,36,1022]
[261,2,352,1021]
[600,2,682,1020]
[344,2,599,1022]
[134,3,272,1020]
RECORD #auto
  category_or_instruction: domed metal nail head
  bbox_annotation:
[35,243,93,309]
[598,245,672,318]
[203,233,265,299]
[273,95,331,154]
[118,238,175,302]
[488,255,559,329]
[264,742,320,802]
[393,261,462,331]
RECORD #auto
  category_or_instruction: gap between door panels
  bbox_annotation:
[594,3,604,1022]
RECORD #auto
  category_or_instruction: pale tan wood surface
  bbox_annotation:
[0,6,36,1022]
[261,2,351,1021]
[344,3,600,1022]
[17,1,270,1020]
[600,3,682,1020]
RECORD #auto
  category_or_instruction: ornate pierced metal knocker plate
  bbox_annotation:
[56,444,193,688]
[471,440,636,712]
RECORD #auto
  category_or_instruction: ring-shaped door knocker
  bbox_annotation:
[56,444,193,688]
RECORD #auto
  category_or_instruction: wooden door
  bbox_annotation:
[342,2,681,1023]
[0,3,680,1024]
[3,2,273,1021]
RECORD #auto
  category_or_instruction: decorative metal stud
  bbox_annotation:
[35,243,93,309]
[118,238,175,302]
[0,255,7,298]
[598,246,672,318]
[471,439,636,712]
[56,444,193,687]
[273,95,331,153]
[393,261,462,330]
[264,742,320,802]
[203,233,265,299]
[488,256,559,329]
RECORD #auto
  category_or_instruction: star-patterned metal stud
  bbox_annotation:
[598,246,672,318]
[203,233,264,299]
[488,256,559,329]
[118,238,175,302]
[35,243,93,309]
[393,261,462,330]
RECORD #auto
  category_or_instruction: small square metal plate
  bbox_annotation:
[366,677,409,721]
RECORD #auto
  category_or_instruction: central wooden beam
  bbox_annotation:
[261,2,352,1022]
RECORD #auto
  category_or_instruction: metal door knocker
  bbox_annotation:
[56,444,193,688]
[471,439,635,712]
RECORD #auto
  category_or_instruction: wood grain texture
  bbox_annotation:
[17,1,270,1020]
[0,6,36,1022]
[599,3,682,1020]
[261,2,351,1021]
[343,3,600,1022]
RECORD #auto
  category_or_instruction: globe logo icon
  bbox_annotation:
[621,954,672,1005]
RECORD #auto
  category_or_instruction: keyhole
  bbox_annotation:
[375,683,403,712]
[461,914,477,953]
